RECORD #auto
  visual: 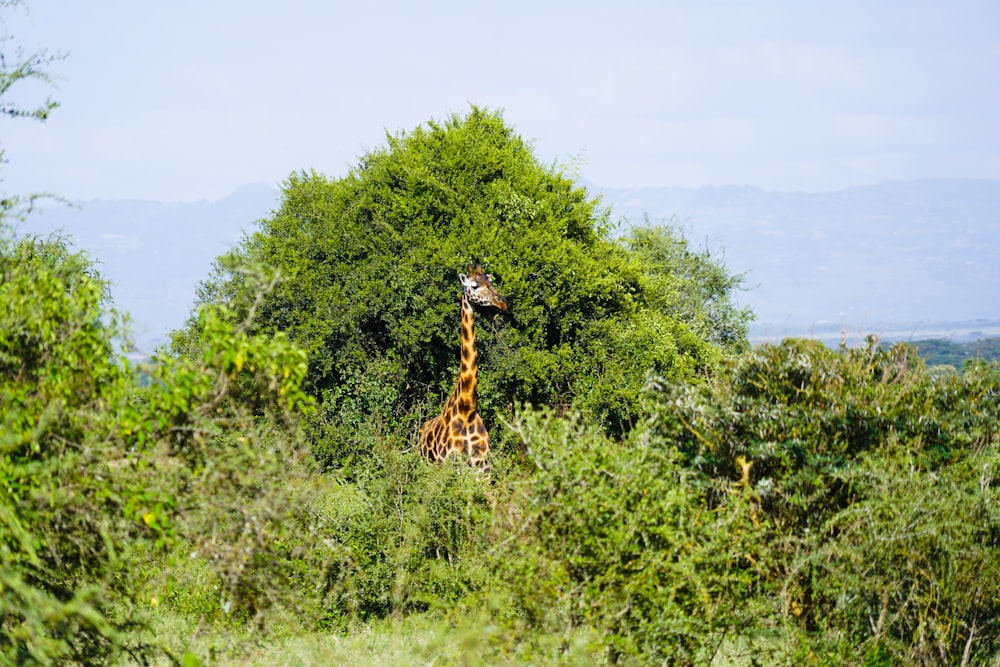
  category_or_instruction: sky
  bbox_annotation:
[3,0,999,203]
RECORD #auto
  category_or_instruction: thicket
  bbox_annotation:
[163,110,1000,665]
[5,228,997,666]
[491,340,1000,665]
[5,14,999,661]
[0,227,333,664]
[886,336,1000,368]
[657,339,1000,664]
[177,108,752,472]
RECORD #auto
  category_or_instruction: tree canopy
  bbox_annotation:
[179,107,752,467]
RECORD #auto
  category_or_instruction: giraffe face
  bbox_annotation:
[460,264,507,311]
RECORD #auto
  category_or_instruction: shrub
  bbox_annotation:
[483,340,1000,665]
[313,442,497,628]
[807,439,1000,665]
[646,338,1000,664]
[177,107,751,471]
[490,407,772,665]
[651,338,948,537]
[0,231,135,664]
[0,228,327,664]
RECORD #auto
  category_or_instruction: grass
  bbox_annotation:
[125,608,606,667]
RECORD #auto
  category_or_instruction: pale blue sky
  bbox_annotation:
[4,0,999,202]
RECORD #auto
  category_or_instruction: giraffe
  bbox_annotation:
[419,264,507,471]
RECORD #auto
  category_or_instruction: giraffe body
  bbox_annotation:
[419,265,506,471]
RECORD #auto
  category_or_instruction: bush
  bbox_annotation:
[645,338,1000,664]
[489,407,771,665]
[0,228,328,664]
[313,442,497,628]
[652,338,950,536]
[809,440,1000,665]
[178,107,751,471]
[477,341,1000,665]
[0,231,135,664]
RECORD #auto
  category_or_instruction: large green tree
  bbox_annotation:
[180,108,752,468]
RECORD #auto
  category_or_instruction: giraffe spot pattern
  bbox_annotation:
[418,265,504,473]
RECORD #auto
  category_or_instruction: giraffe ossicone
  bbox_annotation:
[419,264,506,471]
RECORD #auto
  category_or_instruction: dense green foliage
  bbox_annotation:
[647,339,1000,664]
[179,109,751,470]
[494,409,763,664]
[7,240,997,665]
[1,232,131,663]
[886,335,1000,368]
[5,13,999,661]
[490,340,1000,665]
[0,228,329,664]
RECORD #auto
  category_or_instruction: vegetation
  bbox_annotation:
[886,336,1000,368]
[177,108,750,472]
[2,15,325,662]
[477,339,999,665]
[0,229,331,663]
[4,8,1000,664]
[647,339,1000,664]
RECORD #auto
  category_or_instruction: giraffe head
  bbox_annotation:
[460,264,507,311]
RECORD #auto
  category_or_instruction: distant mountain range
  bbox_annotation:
[21,184,279,351]
[17,179,1000,352]
[595,179,1000,343]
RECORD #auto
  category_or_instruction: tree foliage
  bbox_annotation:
[0,0,59,122]
[481,340,1000,665]
[179,108,751,470]
[0,229,326,665]
[885,336,1000,369]
[624,224,752,352]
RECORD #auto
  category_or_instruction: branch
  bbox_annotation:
[960,619,977,667]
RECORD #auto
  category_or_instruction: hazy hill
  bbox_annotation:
[20,184,278,351]
[596,179,1000,340]
[888,337,1000,368]
[16,179,1000,351]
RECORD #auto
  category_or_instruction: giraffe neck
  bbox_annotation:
[447,291,478,418]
